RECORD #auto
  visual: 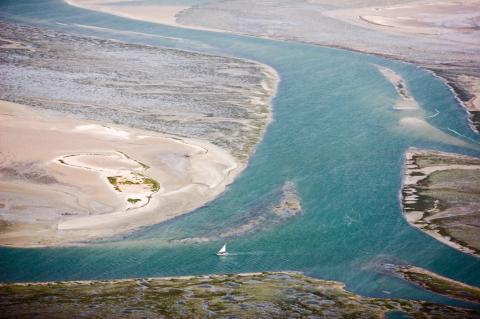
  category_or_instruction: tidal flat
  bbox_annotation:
[174,0,480,132]
[0,21,278,161]
[0,20,279,247]
[1,272,479,318]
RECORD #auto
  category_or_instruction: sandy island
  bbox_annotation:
[0,100,243,247]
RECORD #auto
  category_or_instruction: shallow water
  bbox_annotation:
[1,0,480,308]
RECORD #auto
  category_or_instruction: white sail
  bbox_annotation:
[218,243,227,254]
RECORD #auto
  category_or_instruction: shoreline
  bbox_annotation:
[400,147,480,257]
[64,0,228,33]
[1,270,479,317]
[0,101,244,248]
[63,0,280,113]
[394,265,480,304]
[63,1,479,136]
[0,21,280,248]
[0,271,302,285]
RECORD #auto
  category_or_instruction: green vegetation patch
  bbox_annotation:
[107,176,121,192]
[413,154,480,169]
[106,174,160,193]
[0,272,478,318]
[127,198,141,204]
[397,266,480,304]
[143,177,160,192]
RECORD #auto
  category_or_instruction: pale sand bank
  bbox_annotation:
[324,1,480,44]
[65,0,187,27]
[0,100,243,247]
[323,0,480,130]
[397,117,479,150]
[65,0,225,32]
[373,64,419,110]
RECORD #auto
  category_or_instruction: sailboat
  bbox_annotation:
[216,243,228,256]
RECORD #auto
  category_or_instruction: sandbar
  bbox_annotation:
[0,100,243,247]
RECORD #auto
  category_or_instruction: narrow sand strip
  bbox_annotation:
[65,0,225,32]
[373,64,419,111]
[0,101,243,247]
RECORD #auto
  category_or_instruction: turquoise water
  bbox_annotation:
[1,0,480,308]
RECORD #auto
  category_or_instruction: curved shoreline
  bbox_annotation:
[64,0,228,33]
[0,101,248,247]
[0,19,280,247]
[63,0,480,137]
[65,0,480,134]
[400,147,480,257]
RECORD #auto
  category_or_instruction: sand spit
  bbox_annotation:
[324,1,480,40]
[1,271,479,318]
[401,148,480,256]
[0,101,242,247]
[377,260,480,304]
[394,265,480,304]
[373,64,419,110]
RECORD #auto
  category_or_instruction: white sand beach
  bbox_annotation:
[0,101,243,247]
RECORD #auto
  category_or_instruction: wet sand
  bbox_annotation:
[401,148,480,256]
[169,0,480,133]
[0,100,242,247]
[65,0,224,32]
